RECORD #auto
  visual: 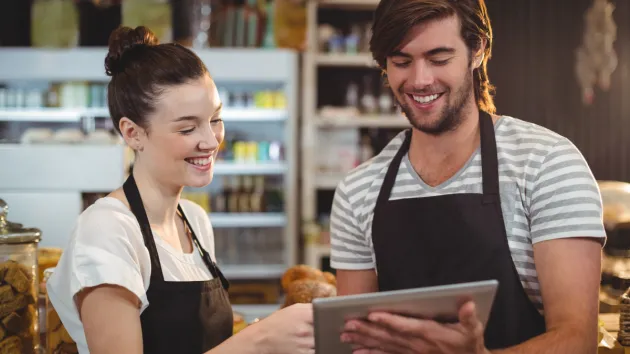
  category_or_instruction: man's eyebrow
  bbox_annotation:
[390,47,456,59]
[390,50,412,58]
[425,47,456,56]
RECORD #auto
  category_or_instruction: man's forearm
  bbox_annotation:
[490,326,597,354]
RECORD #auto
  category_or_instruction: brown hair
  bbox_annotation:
[105,26,209,134]
[370,0,496,114]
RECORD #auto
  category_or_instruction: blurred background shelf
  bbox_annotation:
[210,213,286,228]
[221,264,286,280]
[213,162,286,175]
[315,53,376,67]
[0,107,288,123]
[0,48,300,277]
[315,115,409,128]
[317,0,380,9]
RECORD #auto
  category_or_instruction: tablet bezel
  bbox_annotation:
[312,279,499,354]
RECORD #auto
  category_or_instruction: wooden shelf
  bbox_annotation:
[315,53,378,68]
[317,0,380,10]
[316,114,410,128]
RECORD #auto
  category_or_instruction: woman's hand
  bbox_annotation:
[253,303,315,354]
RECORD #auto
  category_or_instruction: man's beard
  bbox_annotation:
[397,71,473,136]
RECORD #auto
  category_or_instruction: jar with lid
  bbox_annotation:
[0,199,41,354]
[619,287,630,346]
[44,267,78,354]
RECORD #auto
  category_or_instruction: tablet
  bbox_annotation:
[312,279,498,354]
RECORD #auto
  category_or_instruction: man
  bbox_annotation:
[329,0,605,353]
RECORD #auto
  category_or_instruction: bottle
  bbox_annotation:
[238,176,253,213]
[214,176,230,213]
[345,81,359,109]
[228,177,241,213]
[250,176,266,213]
[378,87,394,114]
[359,135,374,163]
[360,76,377,114]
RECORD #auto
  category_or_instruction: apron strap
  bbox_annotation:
[479,111,500,204]
[123,173,165,281]
[375,129,412,208]
[177,205,230,291]
[375,111,499,207]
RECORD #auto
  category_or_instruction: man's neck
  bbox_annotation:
[131,160,183,228]
[407,107,482,187]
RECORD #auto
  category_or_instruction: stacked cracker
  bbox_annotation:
[0,260,38,354]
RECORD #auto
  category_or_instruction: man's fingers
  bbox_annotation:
[458,301,485,340]
[353,348,390,354]
[342,320,413,352]
[368,312,440,337]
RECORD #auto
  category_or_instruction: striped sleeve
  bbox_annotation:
[329,180,375,270]
[529,138,606,244]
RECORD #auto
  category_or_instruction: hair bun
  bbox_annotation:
[105,26,159,76]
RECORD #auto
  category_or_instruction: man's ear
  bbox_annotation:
[119,117,145,152]
[473,38,488,69]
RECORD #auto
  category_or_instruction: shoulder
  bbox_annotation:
[335,130,407,212]
[73,197,144,249]
[180,199,215,254]
[495,116,571,153]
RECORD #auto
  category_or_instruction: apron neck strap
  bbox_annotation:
[123,173,165,281]
[122,174,230,290]
[479,111,500,203]
[177,205,230,290]
[375,111,500,207]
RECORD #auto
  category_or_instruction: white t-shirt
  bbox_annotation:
[46,197,216,354]
[330,116,606,313]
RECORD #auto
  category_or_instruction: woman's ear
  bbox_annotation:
[119,117,145,152]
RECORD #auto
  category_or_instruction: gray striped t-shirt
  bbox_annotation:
[330,116,606,312]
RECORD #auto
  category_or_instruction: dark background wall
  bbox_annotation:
[485,0,630,182]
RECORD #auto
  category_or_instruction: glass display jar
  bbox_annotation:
[0,199,42,354]
[599,182,630,289]
[44,268,78,354]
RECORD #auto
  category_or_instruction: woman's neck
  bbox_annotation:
[131,160,183,228]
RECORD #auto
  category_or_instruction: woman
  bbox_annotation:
[46,26,314,354]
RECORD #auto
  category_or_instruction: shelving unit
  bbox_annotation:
[0,47,298,320]
[301,0,409,269]
[0,107,288,123]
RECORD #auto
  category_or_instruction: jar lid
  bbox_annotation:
[613,271,630,293]
[43,267,56,282]
[0,199,42,244]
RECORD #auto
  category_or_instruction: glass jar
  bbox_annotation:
[619,287,630,346]
[44,268,78,354]
[0,199,42,354]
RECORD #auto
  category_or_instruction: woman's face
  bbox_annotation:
[135,74,225,189]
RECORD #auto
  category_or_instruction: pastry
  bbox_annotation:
[0,336,21,354]
[323,272,336,287]
[283,279,337,307]
[281,265,326,291]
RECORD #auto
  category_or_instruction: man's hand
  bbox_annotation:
[340,300,488,354]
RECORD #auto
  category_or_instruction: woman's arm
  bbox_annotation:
[78,286,313,354]
[78,285,144,354]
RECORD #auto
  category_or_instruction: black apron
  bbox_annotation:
[371,112,546,349]
[123,174,233,354]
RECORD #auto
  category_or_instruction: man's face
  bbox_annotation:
[386,15,477,135]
